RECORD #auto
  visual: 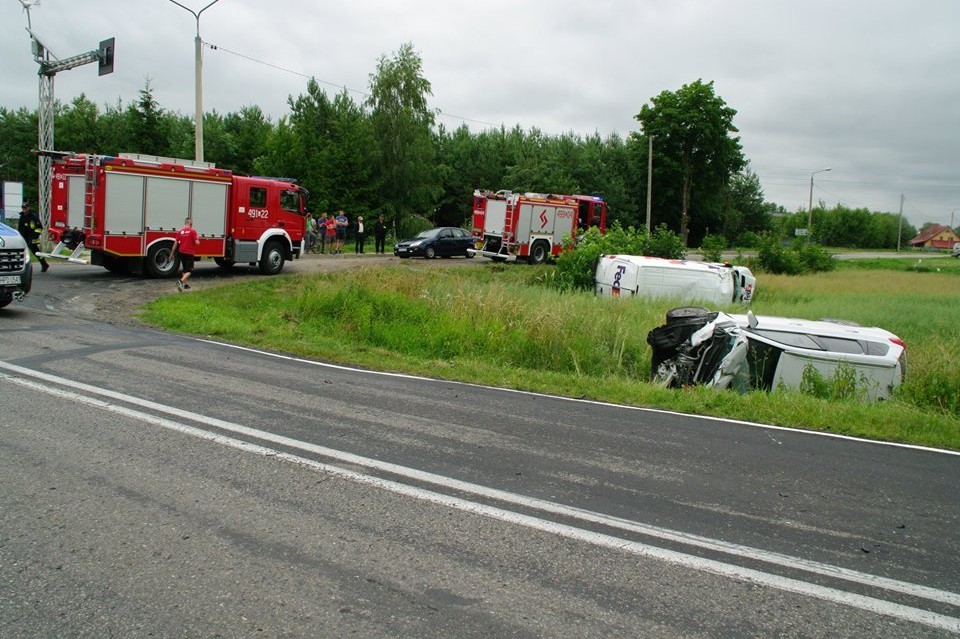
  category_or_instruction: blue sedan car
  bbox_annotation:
[394,227,475,259]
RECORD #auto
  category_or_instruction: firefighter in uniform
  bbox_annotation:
[18,202,49,272]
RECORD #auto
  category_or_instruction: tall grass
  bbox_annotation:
[141,259,960,449]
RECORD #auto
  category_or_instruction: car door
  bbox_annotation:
[436,228,454,256]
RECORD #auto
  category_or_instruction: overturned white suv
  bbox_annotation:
[647,307,906,401]
[0,220,33,310]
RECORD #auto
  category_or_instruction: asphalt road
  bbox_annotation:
[1,259,958,638]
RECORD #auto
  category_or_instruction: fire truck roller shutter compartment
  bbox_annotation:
[190,180,229,237]
[104,173,146,236]
[66,175,85,230]
[145,176,191,231]
[484,199,508,236]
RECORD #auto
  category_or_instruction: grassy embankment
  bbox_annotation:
[141,257,960,450]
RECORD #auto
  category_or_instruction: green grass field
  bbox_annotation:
[141,256,960,450]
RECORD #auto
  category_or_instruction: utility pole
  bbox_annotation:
[645,135,654,234]
[168,0,222,162]
[896,194,904,252]
[807,167,831,242]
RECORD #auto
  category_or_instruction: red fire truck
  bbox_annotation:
[469,189,607,264]
[42,152,308,277]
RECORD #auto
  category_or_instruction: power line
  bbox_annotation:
[204,40,500,128]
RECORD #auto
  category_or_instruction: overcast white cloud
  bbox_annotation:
[2,0,958,228]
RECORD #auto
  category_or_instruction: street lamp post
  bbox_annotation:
[807,167,831,239]
[167,0,222,162]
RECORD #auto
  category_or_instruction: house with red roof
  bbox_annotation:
[908,224,959,250]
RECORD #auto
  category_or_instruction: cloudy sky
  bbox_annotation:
[2,0,958,228]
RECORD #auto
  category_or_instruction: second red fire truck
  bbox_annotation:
[43,152,308,277]
[469,189,607,264]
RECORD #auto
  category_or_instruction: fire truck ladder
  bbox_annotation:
[82,154,98,232]
[500,199,518,251]
[37,154,94,265]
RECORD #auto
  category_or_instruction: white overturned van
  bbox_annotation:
[594,255,756,305]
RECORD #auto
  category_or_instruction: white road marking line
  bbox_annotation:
[198,338,960,457]
[2,361,959,633]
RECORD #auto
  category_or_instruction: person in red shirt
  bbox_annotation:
[172,217,199,292]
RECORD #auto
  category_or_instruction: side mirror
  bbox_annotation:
[747,309,758,329]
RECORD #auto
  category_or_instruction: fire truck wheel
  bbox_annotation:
[528,241,549,265]
[259,241,286,275]
[146,243,178,279]
[424,246,436,259]
[214,257,235,270]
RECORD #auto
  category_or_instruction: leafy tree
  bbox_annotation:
[366,42,439,226]
[634,80,745,246]
[126,81,169,156]
[0,107,39,205]
[223,106,273,175]
[97,98,130,154]
[281,81,376,216]
[56,95,100,153]
[722,169,772,244]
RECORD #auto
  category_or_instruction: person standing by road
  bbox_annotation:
[374,213,387,254]
[17,202,49,272]
[334,210,348,254]
[355,216,365,254]
[172,217,199,292]
[324,213,336,254]
[304,212,317,253]
[317,212,328,254]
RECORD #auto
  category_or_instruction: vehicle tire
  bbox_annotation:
[464,249,474,259]
[145,242,178,279]
[0,293,12,309]
[259,240,286,275]
[527,241,549,265]
[425,246,436,259]
[665,306,712,324]
[214,257,235,270]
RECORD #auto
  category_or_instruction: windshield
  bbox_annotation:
[414,228,441,239]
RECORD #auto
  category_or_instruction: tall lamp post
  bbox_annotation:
[168,0,222,162]
[807,167,831,239]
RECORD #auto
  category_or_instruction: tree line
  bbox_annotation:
[0,42,913,247]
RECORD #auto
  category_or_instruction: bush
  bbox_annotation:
[754,233,835,275]
[736,231,761,248]
[700,233,727,263]
[646,223,687,260]
[797,242,837,272]
[755,233,803,274]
